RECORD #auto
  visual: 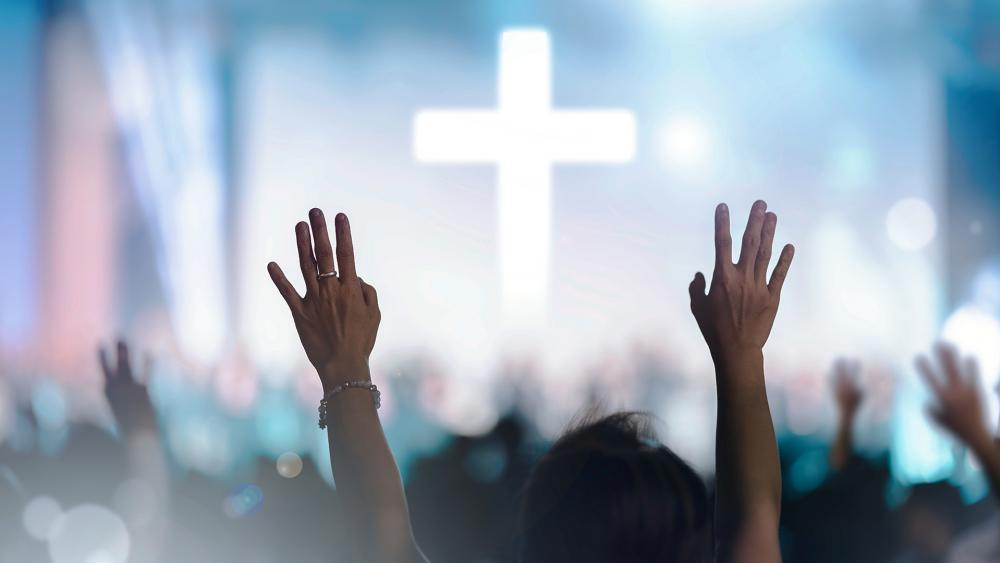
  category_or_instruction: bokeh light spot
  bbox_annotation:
[276,452,303,478]
[31,380,67,430]
[788,449,829,494]
[48,505,130,563]
[23,496,62,541]
[886,197,937,251]
[223,484,264,518]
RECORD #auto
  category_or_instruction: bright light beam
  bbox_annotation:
[414,29,636,331]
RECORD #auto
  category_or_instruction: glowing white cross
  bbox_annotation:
[413,29,636,330]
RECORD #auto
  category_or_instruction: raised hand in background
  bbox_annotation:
[833,358,865,418]
[918,344,989,446]
[830,358,864,471]
[98,340,155,432]
[98,340,170,561]
[689,200,794,563]
[918,343,1000,500]
[267,209,424,563]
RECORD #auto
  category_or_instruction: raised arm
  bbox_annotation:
[99,340,170,562]
[268,209,425,563]
[917,344,1000,499]
[689,201,794,563]
[829,359,864,472]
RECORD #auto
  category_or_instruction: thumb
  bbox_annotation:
[689,272,707,309]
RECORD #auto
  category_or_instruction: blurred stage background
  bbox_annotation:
[2,0,1000,561]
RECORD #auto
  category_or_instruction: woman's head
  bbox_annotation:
[519,412,710,563]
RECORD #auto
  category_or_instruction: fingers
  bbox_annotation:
[916,355,943,397]
[309,208,336,279]
[335,213,358,281]
[140,353,154,384]
[360,278,380,318]
[833,359,862,397]
[117,341,131,377]
[755,212,777,283]
[268,262,302,311]
[935,342,962,385]
[767,244,795,296]
[689,272,707,308]
[965,357,981,385]
[98,346,113,379]
[296,222,319,295]
[737,200,767,272]
[714,203,733,273]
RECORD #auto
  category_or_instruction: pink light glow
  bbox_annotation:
[38,20,119,382]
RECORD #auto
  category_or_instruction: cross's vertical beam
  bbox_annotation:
[497,30,554,331]
[498,160,551,330]
[499,30,550,114]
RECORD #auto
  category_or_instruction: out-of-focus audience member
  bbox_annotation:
[98,340,170,562]
[916,343,1000,563]
[918,344,1000,499]
[781,359,897,563]
[830,358,865,472]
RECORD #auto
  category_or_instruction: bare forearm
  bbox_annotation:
[829,414,856,472]
[713,349,781,556]
[966,430,1000,502]
[125,427,170,562]
[322,365,424,563]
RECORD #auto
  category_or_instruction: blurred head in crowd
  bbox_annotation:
[518,412,710,563]
[898,481,966,561]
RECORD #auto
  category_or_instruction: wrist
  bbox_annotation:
[837,411,855,430]
[712,345,764,370]
[317,358,372,392]
[964,426,995,455]
[838,407,859,424]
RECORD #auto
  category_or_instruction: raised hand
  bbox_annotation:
[919,344,1000,502]
[99,340,155,431]
[690,201,793,563]
[833,358,865,419]
[267,211,424,563]
[917,343,990,447]
[689,200,795,361]
[267,209,380,390]
[830,358,864,471]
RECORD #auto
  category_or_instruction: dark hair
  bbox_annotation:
[518,412,711,563]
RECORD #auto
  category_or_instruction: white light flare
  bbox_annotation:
[413,29,636,331]
[942,305,1000,429]
[886,197,937,251]
[658,115,712,172]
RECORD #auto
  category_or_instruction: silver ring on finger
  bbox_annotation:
[318,270,337,280]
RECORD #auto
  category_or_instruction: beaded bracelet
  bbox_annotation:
[318,380,381,429]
